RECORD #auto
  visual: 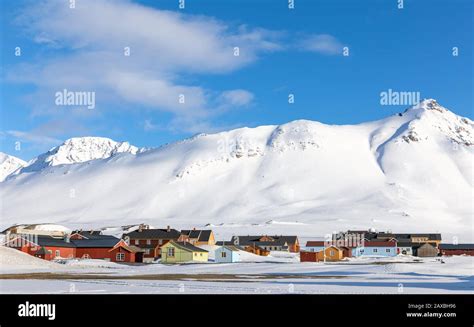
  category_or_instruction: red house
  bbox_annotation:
[3,233,141,263]
[439,244,474,256]
[73,238,122,260]
[3,234,76,259]
[108,240,144,263]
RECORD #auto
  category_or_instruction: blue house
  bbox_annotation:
[215,245,241,263]
[352,240,397,257]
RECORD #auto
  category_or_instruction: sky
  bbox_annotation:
[1,0,472,161]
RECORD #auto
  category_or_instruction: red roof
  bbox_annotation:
[306,241,325,247]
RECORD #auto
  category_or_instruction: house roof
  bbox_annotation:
[306,241,325,247]
[181,229,213,242]
[109,242,144,253]
[36,235,76,248]
[168,241,208,253]
[7,235,121,249]
[220,245,242,252]
[70,230,117,240]
[397,242,415,247]
[215,242,245,249]
[252,240,288,246]
[339,231,442,241]
[343,231,379,240]
[386,233,442,241]
[231,235,298,246]
[123,228,181,240]
[439,244,474,250]
[71,237,120,248]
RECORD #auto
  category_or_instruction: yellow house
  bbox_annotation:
[160,241,209,264]
[316,246,344,262]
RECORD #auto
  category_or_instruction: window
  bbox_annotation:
[167,248,175,257]
[330,250,334,256]
[373,249,378,253]
[200,253,203,256]
[82,254,90,259]
[146,239,151,245]
[55,250,60,257]
[116,253,125,262]
[159,240,163,245]
[134,240,139,245]
[386,249,390,253]
[194,253,197,256]
[145,249,150,255]
[221,252,227,258]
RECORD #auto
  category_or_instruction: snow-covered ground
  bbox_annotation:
[0,246,472,294]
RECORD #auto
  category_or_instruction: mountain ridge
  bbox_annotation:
[1,99,472,241]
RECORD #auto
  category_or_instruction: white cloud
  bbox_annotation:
[9,0,346,134]
[217,90,254,108]
[10,0,280,130]
[298,34,344,55]
[19,0,280,73]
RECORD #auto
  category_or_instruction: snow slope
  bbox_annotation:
[0,152,26,182]
[0,246,61,272]
[0,100,472,240]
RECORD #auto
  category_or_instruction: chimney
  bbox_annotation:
[138,224,144,232]
[167,225,171,232]
[193,227,196,231]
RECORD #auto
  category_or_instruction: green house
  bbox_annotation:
[160,241,209,263]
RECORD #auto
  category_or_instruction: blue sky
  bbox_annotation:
[1,0,472,161]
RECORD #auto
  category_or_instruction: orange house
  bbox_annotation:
[300,246,343,262]
[244,245,270,256]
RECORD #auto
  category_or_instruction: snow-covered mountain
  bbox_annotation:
[1,100,473,240]
[0,153,26,182]
[14,137,143,175]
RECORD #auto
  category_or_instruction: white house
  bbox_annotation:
[397,242,413,255]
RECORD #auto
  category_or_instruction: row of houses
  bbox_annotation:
[300,230,474,262]
[2,225,473,264]
[122,225,217,262]
[4,231,144,263]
